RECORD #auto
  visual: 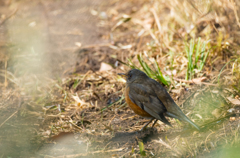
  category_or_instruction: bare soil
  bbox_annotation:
[0,0,240,158]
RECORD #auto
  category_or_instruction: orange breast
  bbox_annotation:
[125,86,152,118]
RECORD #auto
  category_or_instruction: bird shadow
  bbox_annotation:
[110,128,165,145]
[110,126,199,145]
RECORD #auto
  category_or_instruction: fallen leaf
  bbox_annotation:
[191,77,207,84]
[227,97,240,105]
[195,114,202,119]
[99,62,113,72]
[49,132,74,142]
[118,44,132,49]
[111,14,131,31]
[212,108,222,118]
[228,108,235,113]
[173,77,215,86]
[211,90,219,93]
[72,93,90,109]
[75,42,82,47]
[193,92,200,99]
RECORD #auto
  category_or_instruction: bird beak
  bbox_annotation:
[118,73,127,78]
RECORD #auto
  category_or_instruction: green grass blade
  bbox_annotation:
[195,37,201,68]
[200,42,206,61]
[185,43,190,80]
[101,95,125,112]
[143,60,155,76]
[218,59,235,83]
[127,58,138,69]
[199,42,207,71]
[137,54,154,78]
[199,49,209,71]
[189,39,194,79]
[138,141,146,156]
[153,58,169,85]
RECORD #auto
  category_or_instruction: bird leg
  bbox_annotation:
[151,119,158,128]
[141,118,154,131]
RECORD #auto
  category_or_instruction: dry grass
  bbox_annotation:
[1,0,240,157]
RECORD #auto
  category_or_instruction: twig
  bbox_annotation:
[180,91,197,107]
[73,70,91,89]
[0,69,19,85]
[134,19,160,45]
[205,131,215,152]
[200,113,237,128]
[65,148,124,158]
[69,121,83,130]
[4,60,8,88]
[149,8,175,51]
[150,8,162,35]
[186,0,202,15]
[231,0,240,28]
[39,0,51,44]
[154,138,181,155]
[0,7,18,25]
[80,43,112,49]
[173,77,217,86]
[150,8,165,53]
[0,110,18,128]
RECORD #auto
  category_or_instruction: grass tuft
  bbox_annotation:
[185,38,210,80]
[126,54,170,86]
[138,141,146,156]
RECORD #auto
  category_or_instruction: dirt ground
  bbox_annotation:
[0,0,142,157]
[0,0,112,157]
[1,0,240,157]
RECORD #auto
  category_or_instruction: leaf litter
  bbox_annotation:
[1,0,240,157]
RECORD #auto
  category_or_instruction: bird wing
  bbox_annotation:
[149,78,200,130]
[128,82,171,126]
[149,78,183,116]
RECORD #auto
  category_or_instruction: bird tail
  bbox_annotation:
[182,116,200,131]
[166,112,200,130]
[159,113,173,127]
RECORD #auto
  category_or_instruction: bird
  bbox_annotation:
[118,69,200,131]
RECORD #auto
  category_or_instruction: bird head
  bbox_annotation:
[118,69,148,83]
